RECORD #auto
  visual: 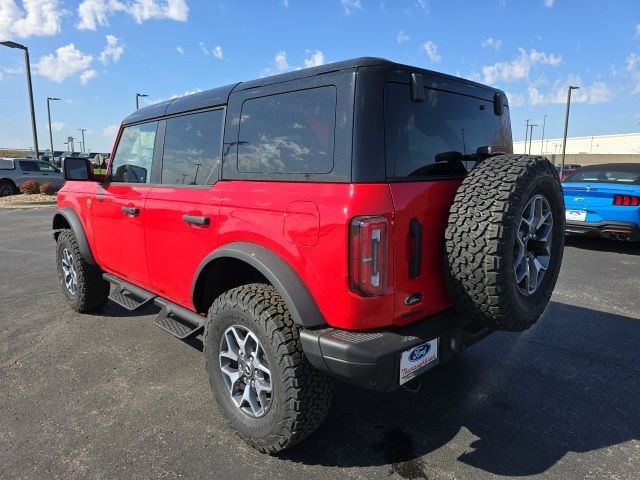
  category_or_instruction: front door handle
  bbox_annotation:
[121,206,140,216]
[183,214,210,226]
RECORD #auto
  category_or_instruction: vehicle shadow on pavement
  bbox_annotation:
[565,236,640,255]
[280,301,640,477]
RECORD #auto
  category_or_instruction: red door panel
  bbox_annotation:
[144,183,228,309]
[92,184,152,287]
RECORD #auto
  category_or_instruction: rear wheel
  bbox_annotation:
[204,283,333,453]
[56,229,110,313]
[444,154,565,332]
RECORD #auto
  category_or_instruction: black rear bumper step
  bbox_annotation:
[102,273,204,338]
[300,309,494,392]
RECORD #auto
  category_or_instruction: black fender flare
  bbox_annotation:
[191,242,326,328]
[52,207,96,265]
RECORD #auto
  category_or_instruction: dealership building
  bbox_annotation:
[513,132,640,156]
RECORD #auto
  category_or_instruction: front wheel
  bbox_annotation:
[56,229,110,313]
[203,283,334,453]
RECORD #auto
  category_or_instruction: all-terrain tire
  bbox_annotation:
[56,229,110,313]
[203,283,334,453]
[444,154,565,332]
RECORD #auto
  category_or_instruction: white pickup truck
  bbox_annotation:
[0,158,65,196]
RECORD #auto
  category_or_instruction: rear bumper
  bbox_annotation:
[565,220,640,241]
[300,309,494,392]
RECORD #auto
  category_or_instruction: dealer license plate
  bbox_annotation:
[566,210,587,222]
[399,338,439,385]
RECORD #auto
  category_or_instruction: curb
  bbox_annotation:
[0,201,56,209]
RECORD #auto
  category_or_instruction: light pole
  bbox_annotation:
[560,86,580,179]
[136,93,148,110]
[47,97,60,155]
[540,115,547,155]
[524,119,531,154]
[78,128,86,153]
[1,41,39,158]
[528,124,538,154]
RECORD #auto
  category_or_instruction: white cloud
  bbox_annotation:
[303,50,324,67]
[77,0,189,30]
[282,0,288,6]
[80,69,97,84]
[47,120,64,132]
[505,91,524,107]
[626,52,640,94]
[481,37,502,50]
[274,51,290,73]
[35,44,93,83]
[262,50,326,76]
[0,0,61,38]
[544,0,554,7]
[340,0,361,15]
[482,48,561,85]
[396,30,409,44]
[98,35,124,64]
[421,41,441,63]
[527,77,614,105]
[176,46,184,54]
[212,45,223,59]
[102,123,118,137]
[415,0,428,14]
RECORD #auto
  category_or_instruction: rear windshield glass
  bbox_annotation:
[385,82,511,179]
[567,169,640,184]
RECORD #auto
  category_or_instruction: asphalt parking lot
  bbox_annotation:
[1,207,639,480]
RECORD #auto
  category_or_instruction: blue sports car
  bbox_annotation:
[562,163,640,241]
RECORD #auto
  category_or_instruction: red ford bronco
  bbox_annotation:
[54,57,564,453]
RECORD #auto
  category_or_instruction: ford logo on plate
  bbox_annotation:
[404,293,423,306]
[409,343,431,362]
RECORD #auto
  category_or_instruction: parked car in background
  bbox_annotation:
[563,163,640,241]
[0,158,65,196]
[40,151,65,165]
[556,163,582,181]
[55,151,89,168]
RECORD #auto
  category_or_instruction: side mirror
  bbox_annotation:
[63,157,92,181]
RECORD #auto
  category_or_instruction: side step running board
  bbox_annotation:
[153,299,204,339]
[104,273,156,311]
[102,273,204,339]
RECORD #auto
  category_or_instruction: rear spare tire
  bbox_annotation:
[444,154,564,332]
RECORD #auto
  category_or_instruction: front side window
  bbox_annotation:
[161,109,224,186]
[110,122,158,183]
[385,83,511,179]
[237,86,336,174]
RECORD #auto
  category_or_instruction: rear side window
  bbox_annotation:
[385,83,511,179]
[110,122,158,183]
[19,161,38,172]
[160,109,224,186]
[237,86,336,174]
[567,169,640,184]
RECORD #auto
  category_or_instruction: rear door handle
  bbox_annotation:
[121,206,140,216]
[183,214,210,226]
[409,218,422,278]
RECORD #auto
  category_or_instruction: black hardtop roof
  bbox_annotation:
[575,163,640,172]
[123,56,504,125]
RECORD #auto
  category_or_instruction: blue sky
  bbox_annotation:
[1,0,639,152]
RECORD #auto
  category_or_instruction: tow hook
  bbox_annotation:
[401,379,421,393]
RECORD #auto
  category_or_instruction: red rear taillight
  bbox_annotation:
[349,216,388,296]
[613,194,640,206]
